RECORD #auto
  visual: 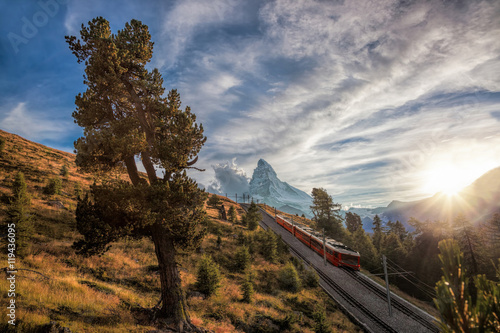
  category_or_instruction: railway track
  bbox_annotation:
[287,241,399,333]
[247,205,396,333]
[343,269,439,333]
[242,204,439,332]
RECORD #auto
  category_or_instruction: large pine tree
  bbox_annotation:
[66,17,207,331]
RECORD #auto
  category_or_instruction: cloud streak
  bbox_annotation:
[1,0,500,208]
[0,102,74,143]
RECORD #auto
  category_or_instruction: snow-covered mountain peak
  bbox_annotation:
[249,159,312,217]
[255,158,277,178]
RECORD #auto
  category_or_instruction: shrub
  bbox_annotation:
[44,177,62,195]
[277,234,289,256]
[234,246,251,272]
[207,194,220,207]
[237,231,247,245]
[279,262,301,293]
[0,136,5,154]
[303,268,320,288]
[313,306,330,333]
[196,255,221,297]
[61,165,69,177]
[290,256,305,272]
[74,183,83,198]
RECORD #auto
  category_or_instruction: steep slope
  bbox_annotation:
[249,159,312,217]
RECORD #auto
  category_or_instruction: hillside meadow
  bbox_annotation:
[0,130,361,332]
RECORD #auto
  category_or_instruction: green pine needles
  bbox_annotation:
[196,255,221,297]
[434,239,500,332]
[7,172,33,257]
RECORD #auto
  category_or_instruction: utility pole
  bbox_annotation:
[274,207,277,219]
[323,228,327,266]
[236,193,237,203]
[382,255,392,316]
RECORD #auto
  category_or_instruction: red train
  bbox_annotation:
[275,215,360,270]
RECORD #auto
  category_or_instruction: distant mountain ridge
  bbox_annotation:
[211,156,500,232]
[343,166,500,232]
[249,159,313,217]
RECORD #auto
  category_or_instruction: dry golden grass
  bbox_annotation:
[259,203,314,228]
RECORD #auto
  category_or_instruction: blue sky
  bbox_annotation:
[1,0,500,208]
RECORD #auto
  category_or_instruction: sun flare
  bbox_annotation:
[421,162,494,197]
[423,167,463,196]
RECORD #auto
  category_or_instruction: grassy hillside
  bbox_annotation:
[0,130,361,332]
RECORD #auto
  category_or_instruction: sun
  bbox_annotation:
[422,166,471,196]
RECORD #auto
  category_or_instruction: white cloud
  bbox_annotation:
[0,102,71,141]
[155,0,247,69]
[206,158,250,195]
[58,0,500,207]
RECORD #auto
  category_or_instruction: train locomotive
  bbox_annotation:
[275,215,360,270]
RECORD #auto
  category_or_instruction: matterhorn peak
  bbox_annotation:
[257,158,272,168]
[249,158,312,217]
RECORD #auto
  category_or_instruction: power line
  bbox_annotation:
[385,257,437,293]
[384,262,436,297]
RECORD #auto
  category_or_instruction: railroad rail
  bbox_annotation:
[240,203,440,333]
[342,269,439,333]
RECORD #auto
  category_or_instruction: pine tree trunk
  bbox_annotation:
[151,224,194,332]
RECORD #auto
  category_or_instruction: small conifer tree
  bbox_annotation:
[246,201,261,230]
[241,269,255,303]
[263,228,278,263]
[237,230,246,245]
[7,172,33,257]
[279,262,301,292]
[234,246,251,272]
[228,205,237,224]
[196,255,221,297]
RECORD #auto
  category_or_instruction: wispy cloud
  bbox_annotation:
[1,0,500,208]
[0,102,73,142]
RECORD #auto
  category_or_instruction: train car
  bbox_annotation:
[310,234,325,257]
[276,215,294,233]
[273,214,360,270]
[293,225,312,247]
[334,244,360,270]
[325,239,360,270]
